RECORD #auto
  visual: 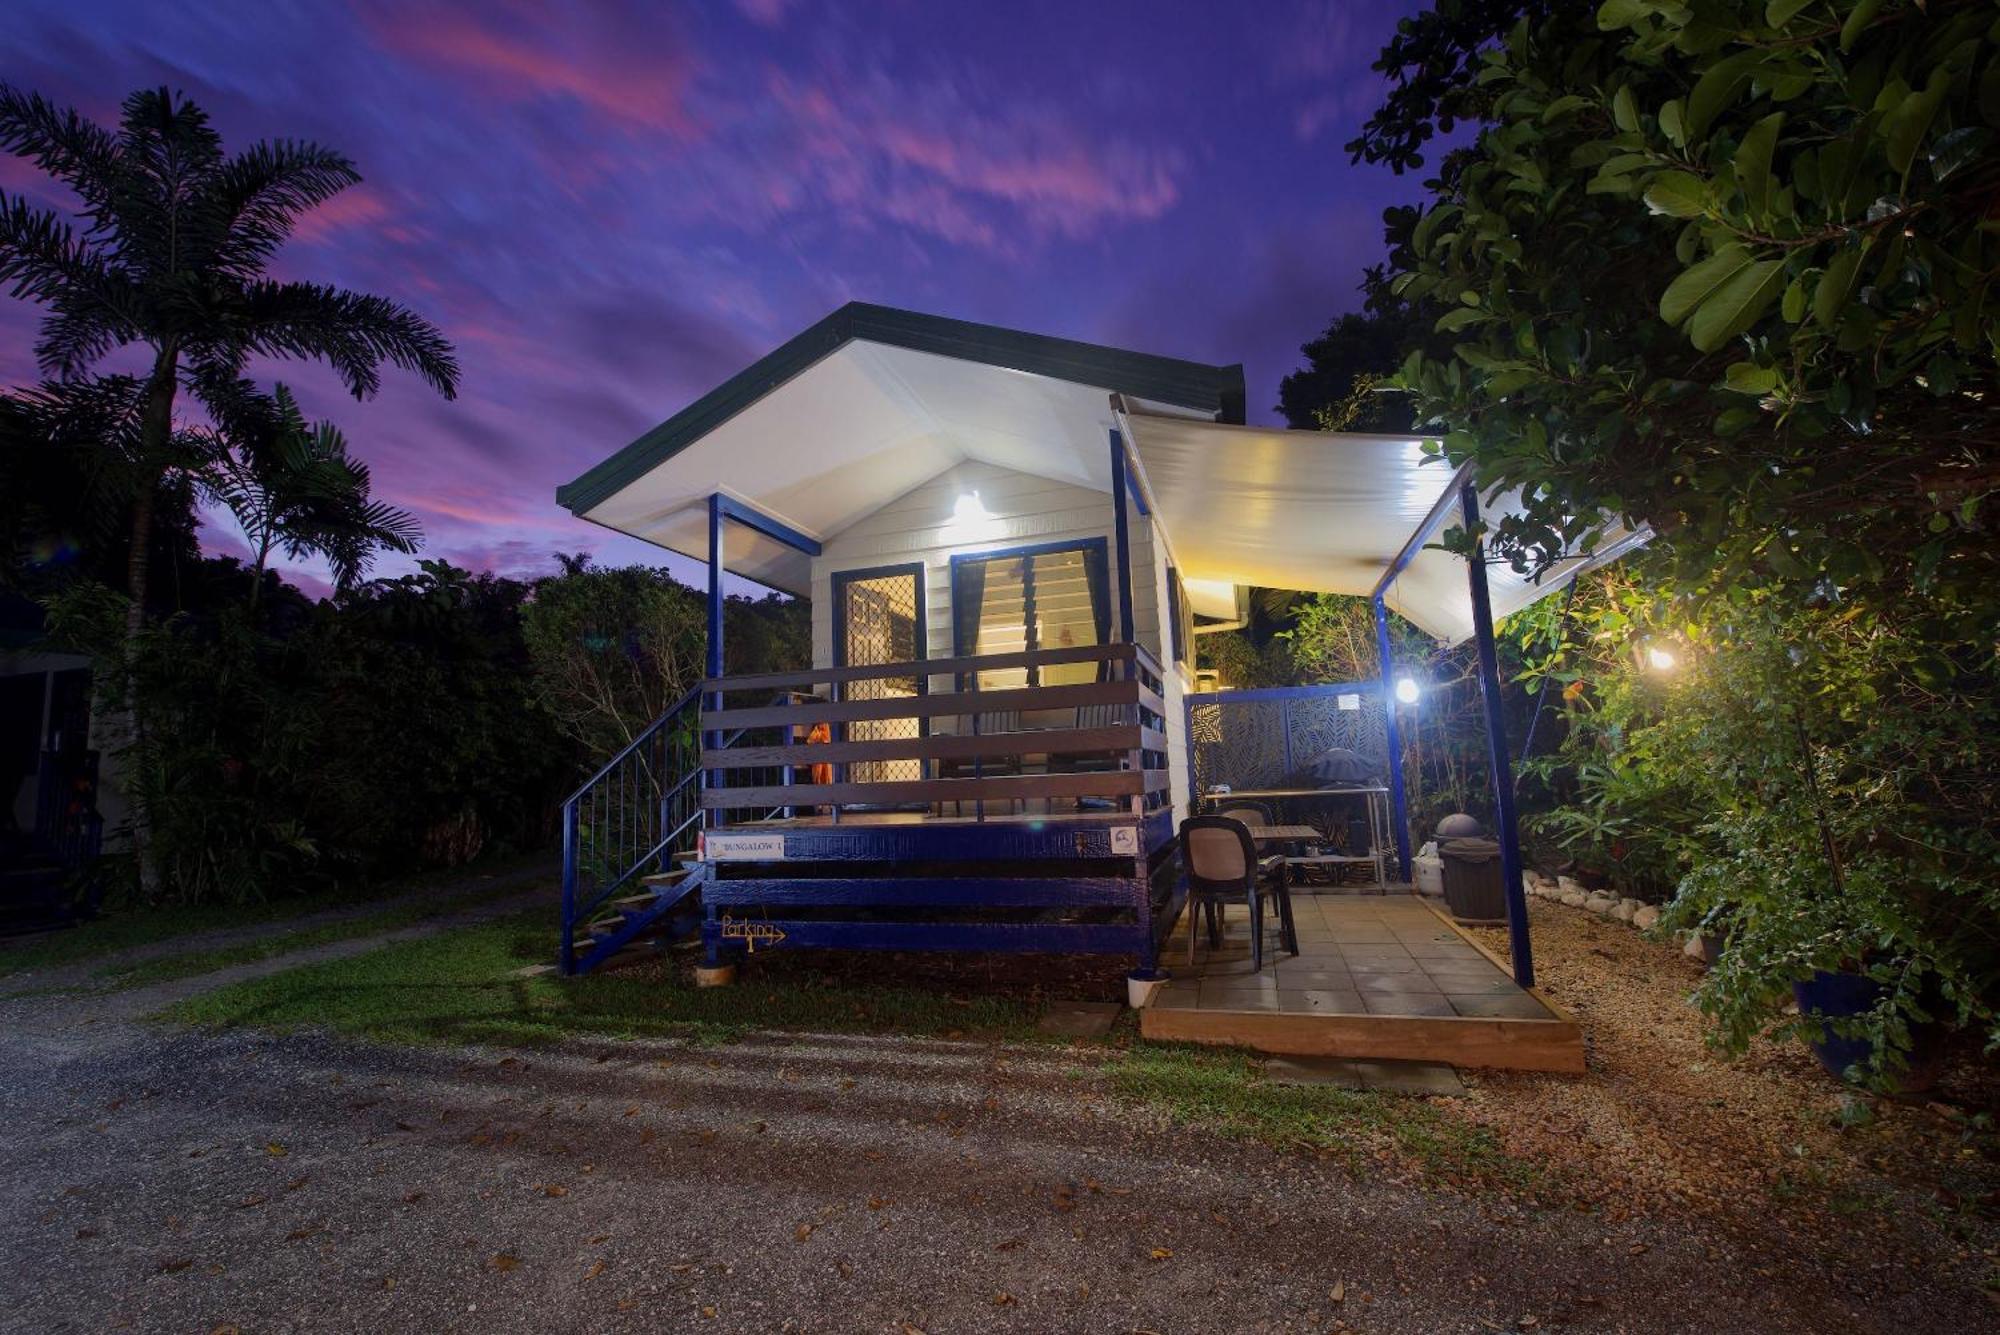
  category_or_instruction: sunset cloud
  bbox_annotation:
[4,0,1430,596]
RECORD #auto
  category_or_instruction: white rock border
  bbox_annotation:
[1525,869,1662,936]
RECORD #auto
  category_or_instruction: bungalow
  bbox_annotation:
[553,304,1638,1067]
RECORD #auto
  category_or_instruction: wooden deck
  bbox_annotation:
[1140,892,1583,1073]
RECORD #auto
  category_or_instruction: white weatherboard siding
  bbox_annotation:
[1140,509,1194,825]
[810,459,1163,671]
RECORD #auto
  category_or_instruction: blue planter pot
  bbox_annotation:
[1792,968,1947,1091]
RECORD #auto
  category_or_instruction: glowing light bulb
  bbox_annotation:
[1394,676,1421,705]
[952,492,990,523]
[1646,645,1677,672]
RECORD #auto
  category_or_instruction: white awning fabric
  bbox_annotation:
[1114,401,1647,645]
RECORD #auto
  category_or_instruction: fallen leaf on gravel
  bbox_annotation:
[395,1121,415,1133]
[284,1225,321,1242]
[1150,1247,1173,1260]
[543,1185,569,1198]
[403,1191,425,1205]
[899,1325,925,1335]
[264,1143,287,1157]
[997,1234,1025,1251]
[583,1260,605,1280]
[236,1193,267,1209]
[701,1306,718,1318]
[1518,1317,1540,1330]
[589,1234,610,1245]
[75,1228,98,1240]
[617,1298,637,1310]
[983,1095,1000,1111]
[1105,1186,1132,1196]
[639,1128,656,1145]
[156,1257,192,1274]
[1331,1280,1345,1303]
[794,1223,814,1242]
[490,1253,521,1272]
[867,1196,888,1210]
[381,1277,395,1290]
[283,1177,308,1192]
[837,1261,854,1277]
[992,1292,1016,1306]
[210,1325,239,1334]
[624,1106,639,1117]
[839,1078,856,1090]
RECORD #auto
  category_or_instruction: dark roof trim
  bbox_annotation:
[556,301,1247,516]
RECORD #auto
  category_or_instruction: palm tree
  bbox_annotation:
[0,84,458,884]
[205,384,422,608]
[0,84,459,633]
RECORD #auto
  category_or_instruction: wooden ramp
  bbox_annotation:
[1139,893,1584,1074]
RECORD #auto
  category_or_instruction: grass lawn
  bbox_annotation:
[90,880,535,990]
[162,908,1523,1190]
[0,854,543,981]
[1111,1042,1543,1192]
[163,911,1050,1046]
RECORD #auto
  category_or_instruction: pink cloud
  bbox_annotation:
[368,4,701,135]
[291,184,396,243]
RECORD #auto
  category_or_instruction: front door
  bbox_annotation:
[833,565,925,785]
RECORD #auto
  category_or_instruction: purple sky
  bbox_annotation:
[4,0,1435,597]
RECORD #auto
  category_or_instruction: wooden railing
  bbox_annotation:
[699,643,1169,820]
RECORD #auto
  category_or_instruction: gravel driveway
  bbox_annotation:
[0,987,1971,1333]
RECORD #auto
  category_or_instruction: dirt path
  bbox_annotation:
[0,1021,1954,1335]
[0,861,550,996]
[0,894,1990,1331]
[0,876,552,1041]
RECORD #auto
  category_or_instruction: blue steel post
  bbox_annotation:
[1373,594,1413,881]
[1108,429,1136,647]
[704,494,726,966]
[1459,482,1534,989]
[559,799,578,975]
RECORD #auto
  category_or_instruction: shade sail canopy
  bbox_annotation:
[1113,401,1647,645]
[558,303,1244,593]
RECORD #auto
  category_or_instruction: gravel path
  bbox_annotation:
[0,878,552,1039]
[0,891,1988,1331]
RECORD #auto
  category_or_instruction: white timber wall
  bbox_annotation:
[1139,506,1194,826]
[810,459,1165,670]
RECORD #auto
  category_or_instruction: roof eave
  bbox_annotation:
[556,302,1246,517]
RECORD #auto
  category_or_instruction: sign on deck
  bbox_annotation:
[704,832,787,861]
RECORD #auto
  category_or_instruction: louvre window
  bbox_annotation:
[951,542,1110,689]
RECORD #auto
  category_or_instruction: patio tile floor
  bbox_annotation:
[1149,891,1560,1026]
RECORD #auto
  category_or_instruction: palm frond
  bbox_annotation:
[0,194,139,376]
[0,85,120,212]
[236,280,459,400]
[110,88,224,280]
[203,140,361,278]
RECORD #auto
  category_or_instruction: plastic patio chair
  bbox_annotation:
[1179,815,1299,973]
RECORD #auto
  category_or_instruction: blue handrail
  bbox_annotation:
[560,688,706,972]
[559,686,800,973]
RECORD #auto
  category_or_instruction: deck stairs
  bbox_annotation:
[558,689,792,976]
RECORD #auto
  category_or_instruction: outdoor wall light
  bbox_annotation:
[1394,675,1421,705]
[952,492,991,524]
[1645,644,1678,672]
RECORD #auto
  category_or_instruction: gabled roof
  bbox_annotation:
[557,301,1245,519]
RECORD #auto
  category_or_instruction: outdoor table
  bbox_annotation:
[1203,787,1391,891]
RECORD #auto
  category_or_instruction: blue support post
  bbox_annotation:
[1108,429,1136,646]
[1460,483,1534,989]
[1373,595,1413,882]
[704,493,725,965]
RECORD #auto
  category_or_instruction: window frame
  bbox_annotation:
[948,536,1110,686]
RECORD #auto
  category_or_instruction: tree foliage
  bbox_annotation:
[1377,0,1997,612]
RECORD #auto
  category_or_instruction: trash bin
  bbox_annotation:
[1439,837,1508,924]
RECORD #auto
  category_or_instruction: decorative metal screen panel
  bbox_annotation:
[1188,687,1389,801]
[840,571,923,784]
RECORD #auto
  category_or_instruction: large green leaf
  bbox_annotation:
[1764,0,1817,26]
[1688,259,1786,351]
[1884,68,1948,175]
[1733,112,1785,219]
[1643,170,1712,217]
[1812,245,1865,328]
[1660,244,1755,326]
[1686,50,1763,141]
